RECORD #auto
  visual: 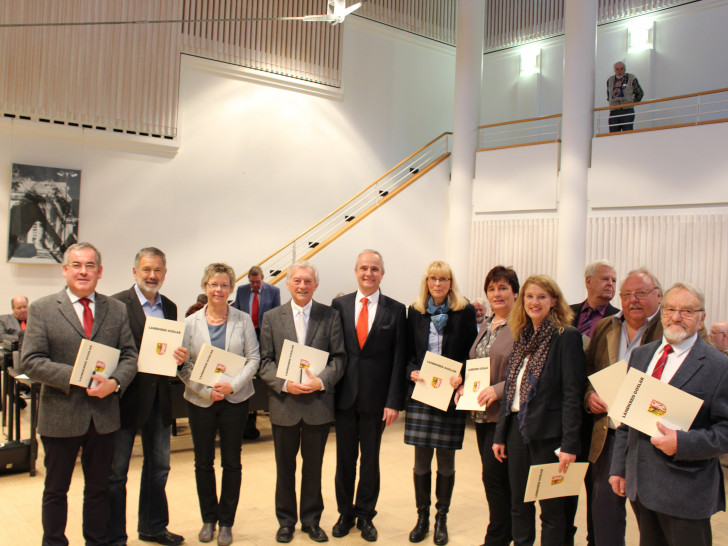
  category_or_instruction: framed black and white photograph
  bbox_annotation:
[7,163,81,264]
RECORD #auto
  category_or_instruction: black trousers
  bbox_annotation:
[41,423,115,546]
[631,497,711,546]
[608,108,636,132]
[334,407,385,520]
[187,399,249,527]
[505,414,577,546]
[588,430,626,546]
[272,421,331,528]
[476,422,512,546]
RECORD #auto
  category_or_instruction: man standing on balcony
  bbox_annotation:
[607,61,644,132]
[330,250,407,542]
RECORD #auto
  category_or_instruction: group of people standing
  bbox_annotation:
[17,243,728,546]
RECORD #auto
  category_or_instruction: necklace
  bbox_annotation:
[492,316,508,328]
[206,309,228,324]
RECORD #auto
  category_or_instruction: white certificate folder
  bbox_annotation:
[137,317,186,377]
[190,343,247,387]
[276,339,329,382]
[524,462,588,501]
[411,351,463,412]
[70,339,120,388]
[608,367,703,437]
[456,358,491,411]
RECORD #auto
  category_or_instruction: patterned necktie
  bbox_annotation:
[652,344,673,380]
[79,297,94,338]
[356,297,369,349]
[252,289,260,329]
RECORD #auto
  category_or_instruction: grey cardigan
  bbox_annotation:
[178,305,260,407]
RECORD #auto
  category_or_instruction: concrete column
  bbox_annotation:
[556,0,598,302]
[448,0,484,289]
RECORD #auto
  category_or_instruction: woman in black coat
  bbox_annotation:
[404,260,477,545]
[492,275,585,546]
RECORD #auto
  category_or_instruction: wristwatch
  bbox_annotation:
[110,377,121,393]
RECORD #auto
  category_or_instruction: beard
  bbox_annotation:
[664,322,690,344]
[138,279,160,295]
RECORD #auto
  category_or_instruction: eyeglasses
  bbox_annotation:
[619,288,657,300]
[68,262,98,271]
[662,307,704,319]
[206,283,231,291]
[427,276,451,284]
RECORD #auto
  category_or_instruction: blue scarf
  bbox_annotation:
[426,297,450,333]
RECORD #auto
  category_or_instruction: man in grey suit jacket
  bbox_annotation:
[259,261,346,544]
[610,282,728,546]
[21,242,138,546]
[0,294,28,340]
[109,247,188,546]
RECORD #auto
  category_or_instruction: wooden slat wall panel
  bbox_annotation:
[484,0,695,52]
[180,0,343,87]
[0,0,181,137]
[356,0,457,45]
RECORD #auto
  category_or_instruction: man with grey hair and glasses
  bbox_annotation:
[583,268,663,546]
[610,281,728,546]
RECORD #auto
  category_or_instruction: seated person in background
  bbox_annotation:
[710,321,728,355]
[0,295,29,341]
[186,294,208,317]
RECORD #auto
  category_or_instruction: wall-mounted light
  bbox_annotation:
[520,46,541,76]
[628,20,654,52]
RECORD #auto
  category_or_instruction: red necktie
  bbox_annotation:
[356,297,369,349]
[20,320,26,331]
[252,289,260,329]
[79,297,94,338]
[651,344,673,380]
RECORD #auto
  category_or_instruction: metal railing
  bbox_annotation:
[478,114,561,150]
[594,88,728,136]
[237,132,452,285]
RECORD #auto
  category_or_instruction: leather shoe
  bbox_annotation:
[357,519,378,542]
[332,515,356,538]
[276,526,295,543]
[198,523,215,543]
[139,530,185,546]
[217,526,233,546]
[302,525,329,542]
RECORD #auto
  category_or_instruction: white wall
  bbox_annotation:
[480,0,728,124]
[0,17,456,311]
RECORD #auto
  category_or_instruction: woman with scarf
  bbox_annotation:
[492,275,584,546]
[404,261,477,545]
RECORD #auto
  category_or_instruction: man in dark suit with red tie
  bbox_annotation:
[330,250,407,542]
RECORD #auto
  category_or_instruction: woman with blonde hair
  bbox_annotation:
[492,275,584,546]
[179,263,260,546]
[405,261,477,545]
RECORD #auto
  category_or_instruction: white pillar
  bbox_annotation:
[556,0,598,302]
[448,0,484,289]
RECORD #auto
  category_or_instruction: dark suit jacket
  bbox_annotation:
[331,292,407,413]
[0,313,22,341]
[406,304,477,409]
[259,300,346,426]
[494,327,585,455]
[20,289,138,437]
[610,336,728,519]
[233,282,281,319]
[113,286,178,429]
[584,311,662,462]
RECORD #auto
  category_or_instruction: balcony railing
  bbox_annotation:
[478,114,561,151]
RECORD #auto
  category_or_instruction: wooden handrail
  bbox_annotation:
[594,87,728,112]
[478,113,561,130]
[477,139,559,153]
[266,152,451,285]
[235,132,452,282]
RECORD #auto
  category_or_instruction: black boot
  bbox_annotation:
[433,472,455,546]
[409,472,431,543]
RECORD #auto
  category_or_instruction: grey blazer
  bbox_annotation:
[20,289,138,437]
[259,300,346,426]
[610,336,728,519]
[178,305,260,407]
[0,313,22,341]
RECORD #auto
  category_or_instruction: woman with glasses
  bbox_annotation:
[405,261,477,545]
[461,266,519,546]
[492,275,584,546]
[179,263,260,546]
